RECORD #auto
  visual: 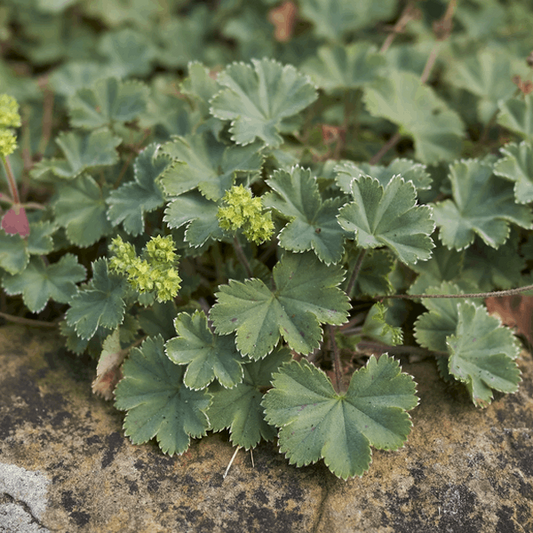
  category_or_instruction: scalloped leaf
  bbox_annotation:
[337,175,435,265]
[68,77,149,129]
[302,43,386,92]
[54,174,114,246]
[364,70,464,163]
[0,230,28,274]
[493,142,533,204]
[2,254,86,313]
[207,346,292,449]
[432,159,532,250]
[262,355,418,479]
[166,311,245,390]
[107,143,168,236]
[30,129,121,181]
[160,132,263,201]
[66,259,128,340]
[497,94,533,141]
[299,0,396,40]
[334,159,432,194]
[447,302,521,408]
[360,302,403,346]
[264,166,347,264]
[163,191,224,247]
[115,335,211,455]
[210,252,350,360]
[210,58,318,147]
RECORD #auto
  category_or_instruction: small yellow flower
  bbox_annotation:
[0,130,17,157]
[0,94,21,129]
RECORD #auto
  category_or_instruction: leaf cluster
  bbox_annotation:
[1,0,532,480]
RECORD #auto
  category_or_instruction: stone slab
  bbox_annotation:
[0,325,532,532]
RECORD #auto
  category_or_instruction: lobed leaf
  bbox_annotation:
[66,259,128,340]
[210,252,350,359]
[166,311,244,390]
[107,143,168,236]
[337,175,435,265]
[210,58,318,147]
[69,77,149,129]
[493,142,533,204]
[447,303,521,408]
[208,346,292,449]
[262,355,418,479]
[115,335,211,455]
[160,131,263,201]
[497,94,533,142]
[364,70,464,163]
[54,174,114,246]
[31,129,121,181]
[264,166,347,264]
[432,159,532,250]
[2,254,86,313]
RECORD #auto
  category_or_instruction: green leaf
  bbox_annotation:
[107,143,168,236]
[166,311,244,390]
[160,132,263,201]
[461,234,525,291]
[54,174,114,246]
[163,191,224,247]
[348,248,393,298]
[208,346,292,449]
[2,254,85,313]
[115,335,211,455]
[302,43,386,92]
[414,282,469,353]
[264,166,347,264]
[49,61,112,98]
[68,77,149,129]
[137,300,177,341]
[26,222,56,255]
[493,142,533,204]
[299,0,396,40]
[497,94,533,141]
[408,243,464,296]
[364,70,464,163]
[337,175,435,265]
[447,303,521,408]
[66,259,128,340]
[0,230,28,274]
[432,159,532,250]
[210,252,350,359]
[98,28,156,77]
[334,159,432,194]
[30,129,121,181]
[210,58,318,147]
[361,302,403,346]
[180,61,221,118]
[262,355,418,479]
[447,50,527,123]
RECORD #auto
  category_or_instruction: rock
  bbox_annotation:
[0,324,531,532]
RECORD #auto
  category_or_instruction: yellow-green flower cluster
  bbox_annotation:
[0,94,21,157]
[109,235,181,303]
[217,185,274,244]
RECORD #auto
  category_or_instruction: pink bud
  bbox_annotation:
[1,204,30,237]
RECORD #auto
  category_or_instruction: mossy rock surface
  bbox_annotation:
[0,325,532,532]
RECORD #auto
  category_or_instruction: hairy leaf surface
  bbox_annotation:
[337,175,435,265]
[210,252,350,359]
[166,311,244,390]
[208,347,291,449]
[210,58,317,147]
[493,142,533,204]
[115,336,211,455]
[262,356,418,479]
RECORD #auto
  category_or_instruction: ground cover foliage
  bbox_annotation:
[1,0,533,479]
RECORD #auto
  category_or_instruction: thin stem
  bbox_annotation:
[420,44,441,85]
[345,248,367,299]
[37,76,54,158]
[369,132,402,165]
[0,312,58,328]
[233,236,253,278]
[357,340,448,358]
[378,284,533,300]
[329,325,343,393]
[0,192,14,205]
[1,155,20,204]
[380,1,417,54]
